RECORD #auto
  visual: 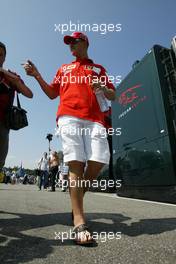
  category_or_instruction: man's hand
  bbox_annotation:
[22,60,40,78]
[22,60,58,99]
[0,68,20,83]
[92,81,106,93]
[92,81,116,101]
[0,67,33,98]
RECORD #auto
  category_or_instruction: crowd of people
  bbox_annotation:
[0,31,116,245]
[2,169,36,185]
[1,150,69,191]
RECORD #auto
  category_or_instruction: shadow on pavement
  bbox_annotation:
[0,210,176,263]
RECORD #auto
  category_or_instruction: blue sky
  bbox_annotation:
[0,0,175,169]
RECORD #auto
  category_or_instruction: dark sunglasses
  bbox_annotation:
[69,38,84,45]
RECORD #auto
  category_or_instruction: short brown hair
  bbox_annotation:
[0,42,6,56]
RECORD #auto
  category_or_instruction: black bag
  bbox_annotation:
[5,92,28,130]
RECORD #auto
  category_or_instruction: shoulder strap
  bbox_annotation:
[16,93,22,109]
[8,88,15,108]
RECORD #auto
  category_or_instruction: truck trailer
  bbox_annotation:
[112,38,176,203]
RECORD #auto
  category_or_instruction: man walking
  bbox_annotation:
[23,32,116,244]
[38,152,49,190]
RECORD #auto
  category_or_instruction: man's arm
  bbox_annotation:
[14,79,33,98]
[92,68,117,101]
[38,158,42,169]
[22,60,58,99]
[92,82,116,101]
[101,86,116,101]
[0,68,33,98]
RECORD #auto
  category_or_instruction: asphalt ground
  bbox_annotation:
[0,184,176,264]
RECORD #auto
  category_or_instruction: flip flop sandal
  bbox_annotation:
[72,224,95,245]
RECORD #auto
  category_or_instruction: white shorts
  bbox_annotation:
[57,116,110,164]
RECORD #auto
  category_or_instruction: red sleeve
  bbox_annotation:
[99,67,115,91]
[105,73,115,90]
[50,68,62,96]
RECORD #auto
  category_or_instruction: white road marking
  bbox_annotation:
[92,192,176,207]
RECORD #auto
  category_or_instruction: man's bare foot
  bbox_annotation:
[72,224,94,245]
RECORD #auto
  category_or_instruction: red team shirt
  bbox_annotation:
[50,58,115,127]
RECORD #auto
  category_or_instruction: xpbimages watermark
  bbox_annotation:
[55,178,122,191]
[55,230,122,243]
[54,73,122,87]
[54,21,122,35]
[55,125,122,139]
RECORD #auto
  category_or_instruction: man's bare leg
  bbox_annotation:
[68,160,85,227]
[68,160,95,243]
[83,160,105,196]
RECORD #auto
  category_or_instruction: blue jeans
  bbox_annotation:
[39,170,48,189]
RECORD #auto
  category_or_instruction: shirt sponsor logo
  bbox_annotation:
[62,64,76,72]
[84,65,93,70]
